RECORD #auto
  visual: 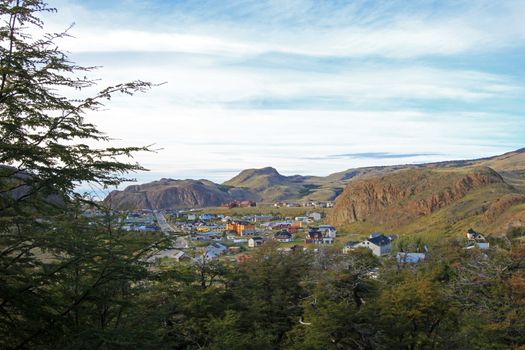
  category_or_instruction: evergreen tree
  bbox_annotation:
[0,1,163,348]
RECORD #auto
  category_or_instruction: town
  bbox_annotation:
[88,201,492,268]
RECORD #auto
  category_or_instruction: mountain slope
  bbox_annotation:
[328,165,525,235]
[103,148,525,215]
[105,178,256,210]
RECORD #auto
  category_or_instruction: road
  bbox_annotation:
[154,211,176,234]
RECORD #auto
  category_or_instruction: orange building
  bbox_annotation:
[226,220,256,236]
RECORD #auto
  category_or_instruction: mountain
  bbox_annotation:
[328,149,525,235]
[104,178,255,210]
[223,167,288,189]
[222,167,338,202]
[104,149,525,224]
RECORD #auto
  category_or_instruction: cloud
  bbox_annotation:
[34,0,525,184]
[47,0,525,59]
[325,152,443,160]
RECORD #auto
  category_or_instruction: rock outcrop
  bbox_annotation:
[328,166,512,228]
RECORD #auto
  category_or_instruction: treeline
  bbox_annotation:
[2,221,524,350]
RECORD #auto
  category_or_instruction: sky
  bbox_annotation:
[42,0,525,190]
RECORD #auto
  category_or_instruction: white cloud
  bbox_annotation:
[34,0,525,185]
[45,0,525,59]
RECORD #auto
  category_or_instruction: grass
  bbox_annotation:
[199,205,330,218]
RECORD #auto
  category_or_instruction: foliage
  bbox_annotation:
[0,1,161,348]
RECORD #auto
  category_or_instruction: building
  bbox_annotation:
[305,227,334,244]
[248,237,264,247]
[205,243,228,260]
[318,225,336,238]
[466,228,485,240]
[355,233,393,256]
[225,220,256,236]
[274,230,293,243]
[465,228,490,250]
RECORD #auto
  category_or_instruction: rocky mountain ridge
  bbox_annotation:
[104,149,525,225]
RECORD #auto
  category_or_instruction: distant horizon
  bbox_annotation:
[79,146,524,199]
[48,0,525,195]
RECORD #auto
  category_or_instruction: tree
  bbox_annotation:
[0,1,164,348]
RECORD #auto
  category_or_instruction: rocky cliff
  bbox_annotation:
[328,165,525,235]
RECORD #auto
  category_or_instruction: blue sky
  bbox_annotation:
[43,0,525,190]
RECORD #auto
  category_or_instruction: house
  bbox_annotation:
[396,252,426,263]
[305,227,334,245]
[467,228,485,241]
[274,230,293,243]
[465,228,490,250]
[243,215,273,223]
[318,225,337,238]
[308,212,322,221]
[268,222,292,231]
[225,220,256,236]
[355,233,393,256]
[187,214,196,221]
[205,243,228,259]
[248,237,264,247]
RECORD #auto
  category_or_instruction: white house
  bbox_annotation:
[318,225,337,238]
[355,233,392,256]
[248,237,264,248]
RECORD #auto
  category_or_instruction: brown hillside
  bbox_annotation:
[105,179,256,210]
[328,166,523,234]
